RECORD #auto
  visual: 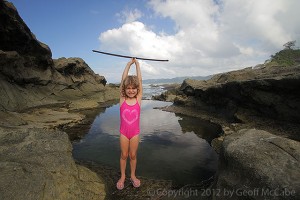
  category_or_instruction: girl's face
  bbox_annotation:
[125,85,138,98]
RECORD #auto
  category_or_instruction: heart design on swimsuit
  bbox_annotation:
[122,109,138,125]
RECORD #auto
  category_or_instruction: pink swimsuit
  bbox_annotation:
[120,99,141,140]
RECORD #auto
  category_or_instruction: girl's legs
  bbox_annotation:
[118,134,129,188]
[129,135,140,185]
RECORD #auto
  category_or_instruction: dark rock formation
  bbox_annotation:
[0,1,52,69]
[178,65,300,125]
[0,1,109,112]
[53,57,107,86]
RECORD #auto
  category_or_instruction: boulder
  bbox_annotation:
[214,129,300,200]
[0,128,106,200]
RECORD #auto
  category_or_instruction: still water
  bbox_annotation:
[72,100,221,186]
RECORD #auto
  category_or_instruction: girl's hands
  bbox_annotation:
[128,58,135,65]
[134,58,139,65]
[128,58,139,65]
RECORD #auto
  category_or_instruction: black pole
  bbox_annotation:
[92,50,169,62]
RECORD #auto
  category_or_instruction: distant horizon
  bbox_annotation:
[109,74,214,84]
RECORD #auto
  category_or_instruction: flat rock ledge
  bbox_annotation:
[0,128,105,200]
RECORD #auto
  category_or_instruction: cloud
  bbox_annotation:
[219,0,294,49]
[99,0,300,81]
[116,8,143,23]
[100,22,178,57]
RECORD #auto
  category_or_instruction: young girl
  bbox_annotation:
[117,58,143,190]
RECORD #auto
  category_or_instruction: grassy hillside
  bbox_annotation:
[266,49,300,67]
[143,75,212,84]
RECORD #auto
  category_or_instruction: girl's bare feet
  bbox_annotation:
[130,176,141,188]
[116,177,125,190]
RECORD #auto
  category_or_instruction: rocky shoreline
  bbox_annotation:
[1,1,300,199]
[154,63,300,199]
[0,1,119,199]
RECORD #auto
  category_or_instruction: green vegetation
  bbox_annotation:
[266,48,300,67]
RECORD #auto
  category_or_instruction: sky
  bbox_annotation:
[8,0,300,83]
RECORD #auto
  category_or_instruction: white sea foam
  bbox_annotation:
[142,83,166,100]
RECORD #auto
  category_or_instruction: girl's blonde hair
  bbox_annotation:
[122,75,140,97]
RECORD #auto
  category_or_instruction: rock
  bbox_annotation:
[0,49,114,112]
[53,57,107,86]
[0,2,120,199]
[213,129,300,200]
[211,136,224,154]
[0,1,53,69]
[165,65,300,140]
[0,128,105,200]
[0,1,117,112]
[180,66,300,115]
[18,107,85,129]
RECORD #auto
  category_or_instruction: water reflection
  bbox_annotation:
[73,100,221,186]
[177,114,222,143]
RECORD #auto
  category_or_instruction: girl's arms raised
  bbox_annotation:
[121,59,135,82]
[119,58,143,105]
[120,58,134,98]
[134,59,143,103]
